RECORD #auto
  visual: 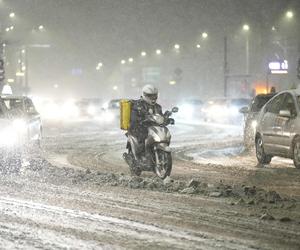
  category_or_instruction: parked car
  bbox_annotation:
[255,89,300,168]
[0,95,42,172]
[202,97,251,124]
[240,93,276,150]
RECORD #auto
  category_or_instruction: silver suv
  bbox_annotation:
[255,89,300,168]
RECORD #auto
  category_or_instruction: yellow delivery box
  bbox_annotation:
[120,99,132,130]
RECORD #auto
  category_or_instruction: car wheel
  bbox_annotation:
[293,138,300,169]
[255,135,272,164]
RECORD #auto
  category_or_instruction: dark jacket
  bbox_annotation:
[129,98,163,141]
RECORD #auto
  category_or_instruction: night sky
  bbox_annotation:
[1,0,299,99]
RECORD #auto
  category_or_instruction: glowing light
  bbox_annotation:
[13,119,27,133]
[121,60,126,64]
[251,120,257,130]
[16,72,25,77]
[196,44,201,49]
[38,25,44,31]
[174,44,180,50]
[128,57,134,63]
[96,63,103,70]
[202,32,208,39]
[113,85,118,91]
[286,11,294,19]
[2,84,13,95]
[141,51,146,57]
[169,80,176,85]
[87,105,96,116]
[9,12,15,18]
[243,24,250,31]
[156,49,162,55]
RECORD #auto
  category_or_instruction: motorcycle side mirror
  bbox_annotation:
[172,107,179,113]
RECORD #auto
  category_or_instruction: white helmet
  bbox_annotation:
[142,84,158,105]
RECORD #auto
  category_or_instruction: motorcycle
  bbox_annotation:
[123,107,178,179]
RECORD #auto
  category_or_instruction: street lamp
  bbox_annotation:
[141,51,146,57]
[128,57,133,63]
[242,24,250,75]
[38,25,44,31]
[196,44,201,49]
[174,44,180,50]
[286,11,294,19]
[121,59,126,64]
[156,49,162,55]
[202,32,208,39]
[96,62,102,70]
[243,24,250,31]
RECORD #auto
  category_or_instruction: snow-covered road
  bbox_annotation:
[0,119,299,249]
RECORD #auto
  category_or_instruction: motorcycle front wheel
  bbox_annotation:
[154,150,172,179]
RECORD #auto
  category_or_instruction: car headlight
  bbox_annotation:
[62,101,79,118]
[208,105,228,117]
[13,119,27,133]
[251,120,257,130]
[102,102,109,109]
[87,105,96,116]
[101,111,115,122]
[0,127,18,147]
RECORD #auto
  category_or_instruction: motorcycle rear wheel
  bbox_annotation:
[154,150,172,179]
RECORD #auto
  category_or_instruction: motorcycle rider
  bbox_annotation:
[129,84,163,165]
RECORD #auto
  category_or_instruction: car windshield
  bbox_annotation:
[3,98,24,111]
[250,95,275,112]
[2,98,25,116]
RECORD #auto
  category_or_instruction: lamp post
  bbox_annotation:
[243,24,250,75]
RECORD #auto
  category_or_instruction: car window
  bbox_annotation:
[281,94,297,117]
[24,99,37,114]
[265,94,285,115]
[250,95,275,112]
[3,99,24,112]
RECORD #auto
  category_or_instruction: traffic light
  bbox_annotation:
[297,58,300,80]
[0,59,5,82]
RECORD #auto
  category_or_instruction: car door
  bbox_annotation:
[260,93,286,153]
[276,93,298,155]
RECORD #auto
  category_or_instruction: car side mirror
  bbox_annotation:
[172,107,179,113]
[279,110,291,118]
[239,106,249,114]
